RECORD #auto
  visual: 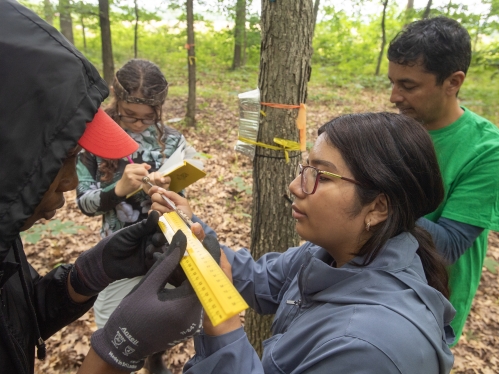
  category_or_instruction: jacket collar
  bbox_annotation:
[300,232,425,298]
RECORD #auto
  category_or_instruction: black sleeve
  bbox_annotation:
[76,150,126,215]
[416,217,484,264]
[30,263,96,339]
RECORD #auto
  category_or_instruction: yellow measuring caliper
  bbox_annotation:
[158,212,249,326]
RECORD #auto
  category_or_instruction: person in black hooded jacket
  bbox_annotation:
[0,1,208,373]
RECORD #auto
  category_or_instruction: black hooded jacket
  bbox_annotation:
[0,1,108,372]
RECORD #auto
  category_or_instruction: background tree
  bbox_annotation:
[375,0,389,75]
[185,0,197,127]
[59,0,74,44]
[245,0,315,356]
[422,0,433,18]
[99,0,114,85]
[43,0,53,25]
[404,0,415,24]
[232,0,247,69]
[134,0,139,58]
[74,1,98,53]
[312,0,321,36]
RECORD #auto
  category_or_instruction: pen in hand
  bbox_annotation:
[142,176,194,227]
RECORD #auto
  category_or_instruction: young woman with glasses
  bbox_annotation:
[149,112,455,374]
[76,59,198,373]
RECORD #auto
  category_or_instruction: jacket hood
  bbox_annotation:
[301,233,455,372]
[0,0,109,257]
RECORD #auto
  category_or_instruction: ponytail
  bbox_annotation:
[411,226,450,299]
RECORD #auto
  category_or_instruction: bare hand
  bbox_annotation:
[115,163,151,197]
[148,186,194,219]
[143,171,171,193]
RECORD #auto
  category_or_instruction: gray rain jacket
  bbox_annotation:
[185,232,455,373]
[0,1,107,372]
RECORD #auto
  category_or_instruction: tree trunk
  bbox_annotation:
[404,0,414,25]
[422,0,432,19]
[99,0,114,86]
[185,0,196,127]
[245,0,314,357]
[80,16,87,51]
[59,0,74,44]
[312,0,320,36]
[375,0,389,76]
[232,0,246,70]
[134,0,139,58]
[44,0,53,25]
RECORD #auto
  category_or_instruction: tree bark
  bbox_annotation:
[134,0,139,58]
[375,0,389,76]
[312,0,320,36]
[232,0,246,70]
[44,0,53,25]
[245,0,314,357]
[80,15,87,51]
[99,0,114,86]
[185,0,196,127]
[59,0,74,44]
[422,0,433,19]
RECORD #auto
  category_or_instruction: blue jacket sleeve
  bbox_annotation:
[190,214,308,313]
[416,217,484,264]
[183,328,263,374]
[300,337,403,374]
[222,243,309,315]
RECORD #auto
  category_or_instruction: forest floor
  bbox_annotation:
[27,92,499,373]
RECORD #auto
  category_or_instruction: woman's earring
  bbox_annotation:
[365,220,371,232]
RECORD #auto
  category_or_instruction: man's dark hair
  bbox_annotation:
[388,16,472,84]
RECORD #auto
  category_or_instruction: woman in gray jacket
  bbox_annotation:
[151,112,455,374]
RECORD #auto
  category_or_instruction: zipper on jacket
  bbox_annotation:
[11,329,30,373]
[286,299,302,307]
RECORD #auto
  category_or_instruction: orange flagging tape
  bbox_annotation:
[260,102,307,152]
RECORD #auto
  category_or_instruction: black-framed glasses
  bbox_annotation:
[118,113,156,126]
[296,164,362,195]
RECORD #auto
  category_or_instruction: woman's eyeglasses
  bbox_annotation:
[118,113,156,126]
[296,164,362,195]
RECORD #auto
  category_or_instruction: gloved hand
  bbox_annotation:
[167,233,221,287]
[90,230,203,372]
[71,210,167,296]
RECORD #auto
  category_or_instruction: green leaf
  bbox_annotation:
[24,232,42,244]
[483,257,499,274]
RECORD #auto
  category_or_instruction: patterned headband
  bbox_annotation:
[113,73,168,106]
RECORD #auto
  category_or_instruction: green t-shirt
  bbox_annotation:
[426,107,499,345]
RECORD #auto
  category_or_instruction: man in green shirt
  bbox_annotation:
[387,16,499,346]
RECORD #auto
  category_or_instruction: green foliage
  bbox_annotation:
[483,257,499,274]
[313,4,404,76]
[18,0,499,124]
[21,220,87,244]
[225,176,252,195]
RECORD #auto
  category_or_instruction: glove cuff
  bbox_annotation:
[91,327,145,371]
[73,240,114,295]
[69,266,100,297]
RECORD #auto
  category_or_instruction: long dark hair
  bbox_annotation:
[318,112,450,298]
[99,59,172,182]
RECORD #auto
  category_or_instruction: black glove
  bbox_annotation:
[91,231,202,372]
[164,233,221,287]
[71,210,167,296]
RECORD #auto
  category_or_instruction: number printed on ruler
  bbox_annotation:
[158,213,248,326]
